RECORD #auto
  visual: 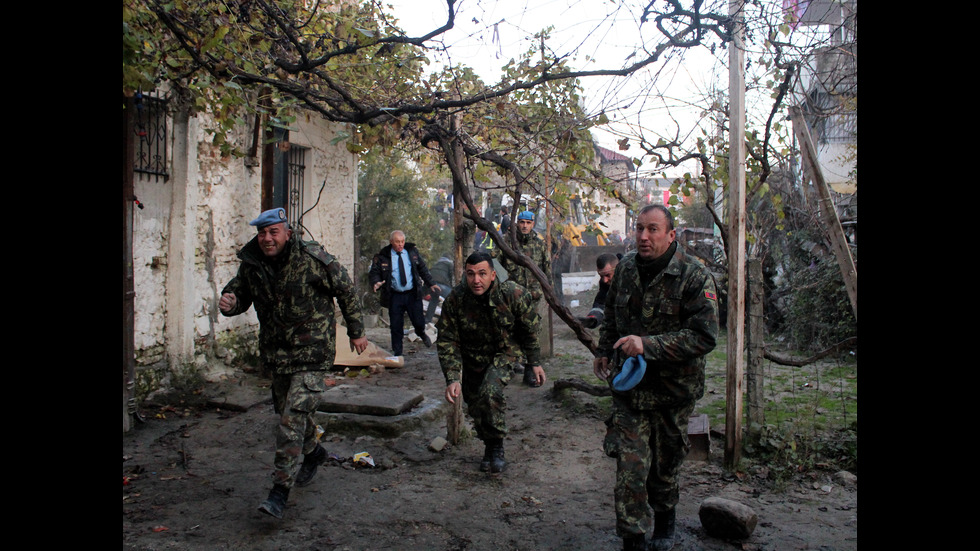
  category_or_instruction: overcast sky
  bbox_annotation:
[384,0,726,176]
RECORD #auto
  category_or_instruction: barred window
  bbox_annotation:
[133,91,169,182]
[270,128,308,234]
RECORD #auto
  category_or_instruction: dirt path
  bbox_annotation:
[123,296,857,550]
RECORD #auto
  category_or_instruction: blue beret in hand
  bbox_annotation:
[612,355,646,392]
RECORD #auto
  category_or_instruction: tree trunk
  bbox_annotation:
[123,94,136,433]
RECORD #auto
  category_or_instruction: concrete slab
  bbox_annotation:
[316,397,450,439]
[318,384,424,416]
[562,271,600,295]
[194,374,449,439]
[204,375,272,412]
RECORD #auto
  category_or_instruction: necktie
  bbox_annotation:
[398,251,408,287]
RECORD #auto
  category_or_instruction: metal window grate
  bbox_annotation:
[286,145,307,230]
[134,91,169,181]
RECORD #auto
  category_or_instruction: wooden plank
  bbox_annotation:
[724,0,747,472]
[788,106,858,320]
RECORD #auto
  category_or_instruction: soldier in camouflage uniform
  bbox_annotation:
[436,251,546,474]
[489,210,550,386]
[219,208,368,520]
[593,205,718,551]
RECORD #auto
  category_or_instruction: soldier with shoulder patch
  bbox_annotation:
[593,204,719,551]
[219,207,368,520]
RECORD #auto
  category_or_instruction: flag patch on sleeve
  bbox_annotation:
[705,291,717,300]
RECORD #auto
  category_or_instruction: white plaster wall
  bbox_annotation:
[593,162,630,236]
[195,120,262,341]
[132,172,173,357]
[287,113,358,270]
[817,142,856,194]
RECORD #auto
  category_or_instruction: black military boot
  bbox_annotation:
[490,441,507,473]
[622,533,647,551]
[523,367,541,387]
[295,444,327,487]
[479,439,496,472]
[650,509,676,551]
[257,484,290,519]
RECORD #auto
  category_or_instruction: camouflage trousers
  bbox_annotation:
[270,371,327,488]
[461,355,514,441]
[603,396,696,537]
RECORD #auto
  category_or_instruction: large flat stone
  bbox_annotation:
[203,375,272,412]
[318,384,424,416]
[315,398,450,439]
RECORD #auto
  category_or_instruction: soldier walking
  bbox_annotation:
[436,251,546,473]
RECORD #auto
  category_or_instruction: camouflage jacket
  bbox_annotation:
[221,236,365,375]
[491,231,550,301]
[597,246,718,409]
[436,280,541,385]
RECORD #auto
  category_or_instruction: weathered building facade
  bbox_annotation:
[124,92,358,423]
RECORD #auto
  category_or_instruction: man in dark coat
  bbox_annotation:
[369,230,441,356]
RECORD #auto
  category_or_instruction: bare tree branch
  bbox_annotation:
[763,337,857,367]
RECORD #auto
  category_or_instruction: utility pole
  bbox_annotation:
[724,0,747,472]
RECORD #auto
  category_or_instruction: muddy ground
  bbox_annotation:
[122,292,857,550]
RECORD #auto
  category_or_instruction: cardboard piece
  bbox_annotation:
[334,325,405,368]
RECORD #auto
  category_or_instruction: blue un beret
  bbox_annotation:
[517,211,534,221]
[249,208,288,229]
[612,355,646,392]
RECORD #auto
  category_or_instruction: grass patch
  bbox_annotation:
[702,333,858,478]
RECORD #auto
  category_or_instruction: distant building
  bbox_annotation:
[791,0,857,193]
[566,144,635,236]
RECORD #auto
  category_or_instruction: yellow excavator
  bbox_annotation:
[561,220,610,247]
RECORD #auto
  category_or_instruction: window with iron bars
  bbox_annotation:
[271,131,308,235]
[133,91,169,182]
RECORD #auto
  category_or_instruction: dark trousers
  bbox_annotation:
[424,283,452,323]
[389,289,426,355]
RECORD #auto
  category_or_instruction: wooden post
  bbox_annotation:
[541,34,555,360]
[123,94,136,433]
[724,0,747,472]
[450,115,467,285]
[447,397,463,445]
[746,258,764,435]
[788,106,857,320]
